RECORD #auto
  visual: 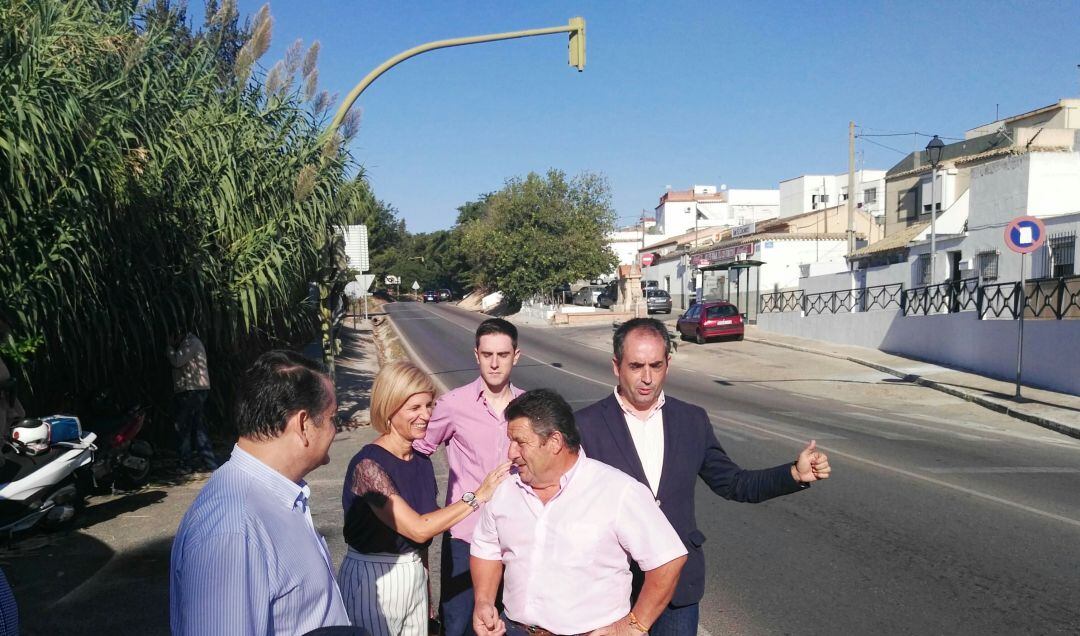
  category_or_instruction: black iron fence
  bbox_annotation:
[903,278,978,316]
[759,275,1080,321]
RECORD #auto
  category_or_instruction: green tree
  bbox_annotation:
[459,170,617,303]
[0,0,370,424]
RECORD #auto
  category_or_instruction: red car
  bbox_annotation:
[676,301,744,344]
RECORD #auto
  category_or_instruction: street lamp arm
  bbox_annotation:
[328,19,584,135]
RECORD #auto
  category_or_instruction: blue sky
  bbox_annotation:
[203,1,1080,232]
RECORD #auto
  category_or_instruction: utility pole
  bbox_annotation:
[847,120,856,254]
[640,209,646,248]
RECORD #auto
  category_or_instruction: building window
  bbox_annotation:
[976,250,999,282]
[914,254,931,286]
[864,187,877,205]
[1043,232,1076,278]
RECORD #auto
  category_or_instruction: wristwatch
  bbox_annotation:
[461,491,479,510]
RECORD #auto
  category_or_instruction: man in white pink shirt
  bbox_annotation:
[414,318,524,635]
[470,389,687,636]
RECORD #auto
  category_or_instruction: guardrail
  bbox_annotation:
[759,276,1080,321]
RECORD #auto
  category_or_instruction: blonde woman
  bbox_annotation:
[339,361,510,636]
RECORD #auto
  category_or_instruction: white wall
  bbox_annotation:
[800,271,853,295]
[963,152,1080,282]
[757,309,1080,395]
[608,232,643,268]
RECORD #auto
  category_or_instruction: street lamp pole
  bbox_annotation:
[315,18,586,375]
[926,135,945,286]
[327,18,586,137]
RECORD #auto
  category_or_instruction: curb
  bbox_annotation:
[746,336,1080,441]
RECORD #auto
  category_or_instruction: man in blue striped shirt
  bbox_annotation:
[170,350,351,635]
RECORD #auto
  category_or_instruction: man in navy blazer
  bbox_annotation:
[576,318,831,635]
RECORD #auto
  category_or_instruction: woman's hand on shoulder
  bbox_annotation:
[476,461,513,502]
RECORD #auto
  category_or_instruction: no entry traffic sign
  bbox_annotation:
[1003,216,1047,254]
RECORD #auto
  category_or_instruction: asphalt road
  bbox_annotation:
[388,301,1080,636]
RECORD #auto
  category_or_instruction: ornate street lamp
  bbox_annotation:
[926,135,945,286]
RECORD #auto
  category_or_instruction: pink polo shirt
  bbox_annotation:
[413,376,523,543]
[471,454,687,635]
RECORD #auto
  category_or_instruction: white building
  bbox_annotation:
[778,170,887,220]
[638,206,878,314]
[652,185,778,241]
[758,98,1080,395]
[608,229,645,269]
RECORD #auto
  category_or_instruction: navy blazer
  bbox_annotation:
[576,393,805,607]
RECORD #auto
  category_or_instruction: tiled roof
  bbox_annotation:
[847,222,929,258]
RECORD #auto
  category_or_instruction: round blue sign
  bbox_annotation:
[1003,216,1047,254]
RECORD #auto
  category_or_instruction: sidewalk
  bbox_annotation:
[746,325,1080,440]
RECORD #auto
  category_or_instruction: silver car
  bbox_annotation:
[645,288,672,314]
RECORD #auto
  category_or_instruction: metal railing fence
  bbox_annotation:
[758,275,1080,321]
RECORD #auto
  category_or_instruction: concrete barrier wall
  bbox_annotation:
[757,310,1080,395]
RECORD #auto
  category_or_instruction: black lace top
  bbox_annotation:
[341,444,438,554]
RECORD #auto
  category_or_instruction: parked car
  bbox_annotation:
[641,280,659,290]
[644,288,672,314]
[597,282,619,309]
[676,301,743,343]
[422,290,438,303]
[552,283,573,304]
[438,289,452,301]
[572,285,605,307]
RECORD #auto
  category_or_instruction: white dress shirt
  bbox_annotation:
[614,389,666,496]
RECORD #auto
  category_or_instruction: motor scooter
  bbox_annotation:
[0,416,96,537]
[79,394,153,491]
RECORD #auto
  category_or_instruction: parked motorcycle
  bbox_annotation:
[79,393,153,491]
[0,416,97,537]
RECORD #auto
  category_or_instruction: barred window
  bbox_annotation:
[914,254,931,286]
[976,250,999,282]
[863,187,877,205]
[1048,233,1076,278]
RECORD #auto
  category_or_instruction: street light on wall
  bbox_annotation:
[925,135,945,286]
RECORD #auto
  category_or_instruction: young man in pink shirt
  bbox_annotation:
[414,318,524,636]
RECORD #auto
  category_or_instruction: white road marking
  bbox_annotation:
[920,466,1080,474]
[847,403,884,412]
[714,411,845,440]
[774,411,923,442]
[903,412,1079,446]
[708,415,1080,529]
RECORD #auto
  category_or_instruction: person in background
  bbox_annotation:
[170,350,349,635]
[341,361,510,636]
[166,330,217,473]
[413,318,524,636]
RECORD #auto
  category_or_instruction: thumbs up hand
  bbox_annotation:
[793,440,831,483]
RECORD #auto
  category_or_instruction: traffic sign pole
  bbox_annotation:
[1002,215,1046,402]
[1015,253,1025,400]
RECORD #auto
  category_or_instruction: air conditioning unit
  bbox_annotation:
[958,259,974,271]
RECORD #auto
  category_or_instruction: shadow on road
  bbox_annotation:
[1,491,174,635]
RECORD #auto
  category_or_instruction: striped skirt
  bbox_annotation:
[338,549,428,636]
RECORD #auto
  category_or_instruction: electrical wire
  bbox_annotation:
[856,136,910,155]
